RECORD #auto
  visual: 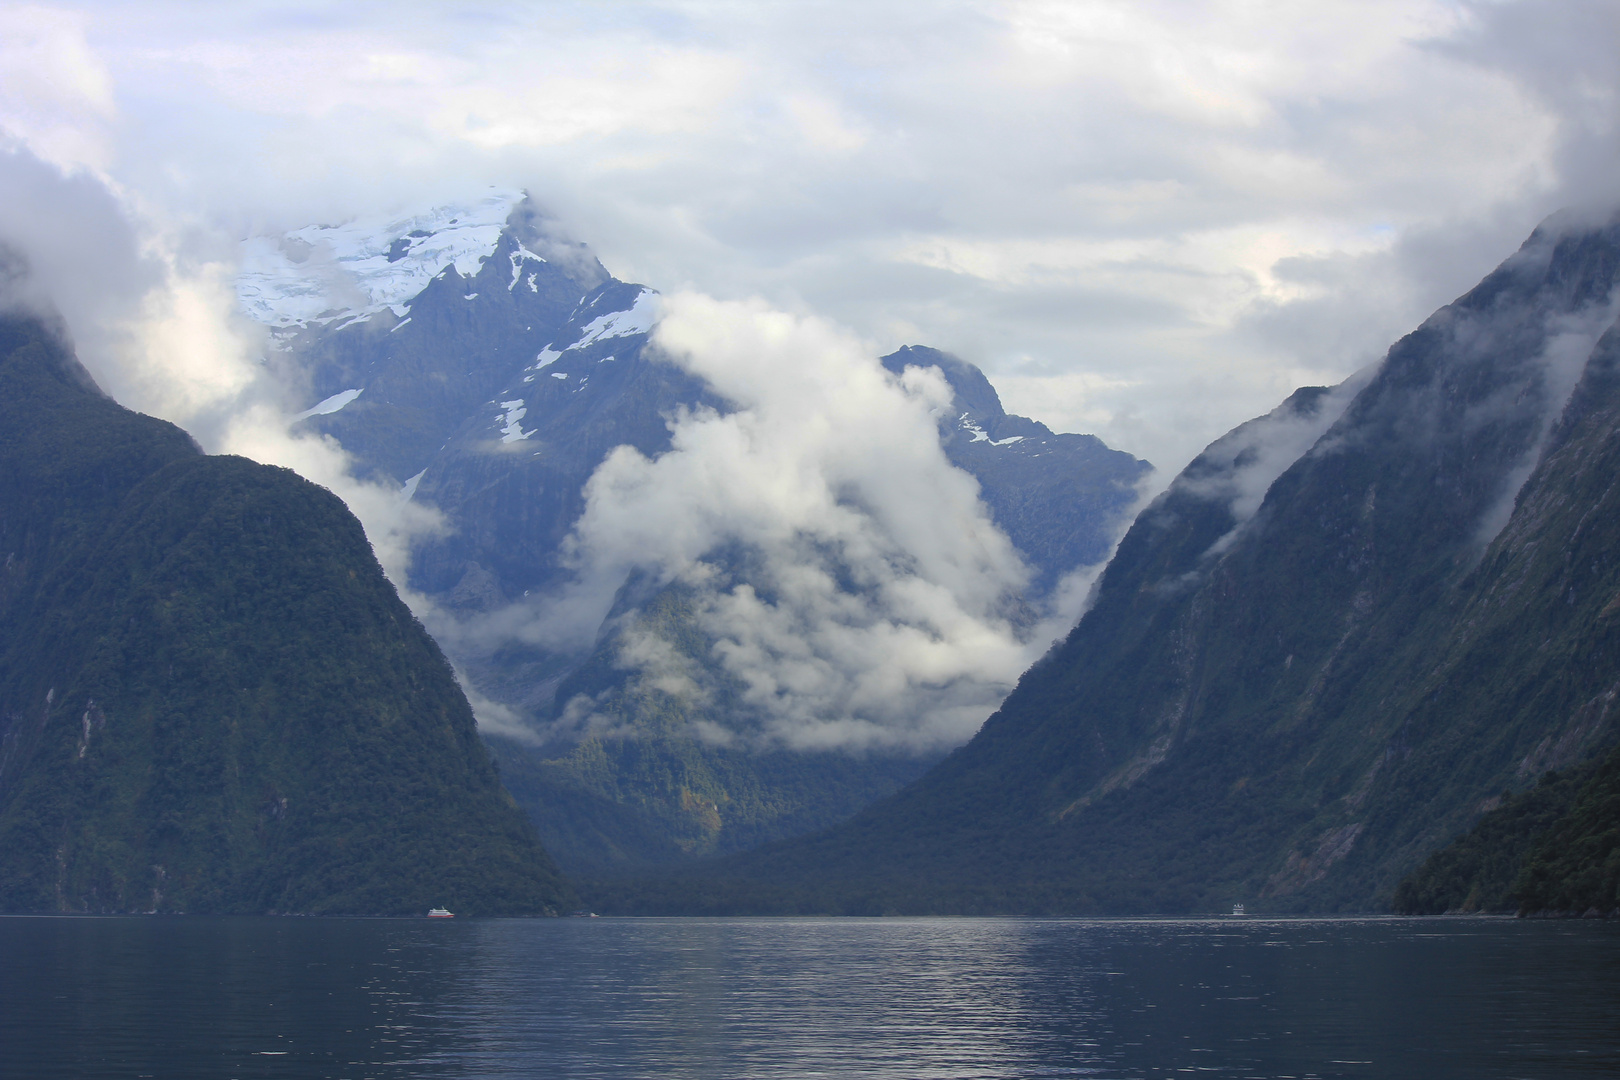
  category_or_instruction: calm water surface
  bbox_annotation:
[1,915,1615,1079]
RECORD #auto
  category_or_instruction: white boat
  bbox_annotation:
[427,907,454,918]
[1231,903,1246,916]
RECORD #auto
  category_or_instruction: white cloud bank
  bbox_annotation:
[472,293,1047,751]
[0,144,1060,751]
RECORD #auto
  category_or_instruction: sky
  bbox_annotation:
[1,0,1616,478]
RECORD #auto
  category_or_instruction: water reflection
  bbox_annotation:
[0,916,1615,1079]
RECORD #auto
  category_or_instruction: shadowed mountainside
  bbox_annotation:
[587,210,1620,915]
[0,312,572,915]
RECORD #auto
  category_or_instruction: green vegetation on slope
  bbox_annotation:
[1391,768,1593,914]
[1392,738,1620,916]
[1515,739,1620,915]
[0,312,572,914]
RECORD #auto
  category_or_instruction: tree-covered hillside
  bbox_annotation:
[1395,738,1620,916]
[0,312,573,915]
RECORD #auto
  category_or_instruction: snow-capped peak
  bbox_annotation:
[237,188,525,329]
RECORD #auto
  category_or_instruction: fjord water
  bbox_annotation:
[1,917,1614,1079]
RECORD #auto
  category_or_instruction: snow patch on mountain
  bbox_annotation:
[509,247,547,290]
[567,288,659,351]
[958,413,1026,447]
[497,399,535,443]
[237,188,524,328]
[292,388,362,421]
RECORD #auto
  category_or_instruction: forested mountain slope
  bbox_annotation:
[1390,739,1619,916]
[0,311,572,915]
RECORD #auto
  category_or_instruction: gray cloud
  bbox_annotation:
[0,146,155,379]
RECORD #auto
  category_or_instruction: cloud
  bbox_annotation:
[1172,370,1371,559]
[0,146,153,369]
[1468,304,1620,548]
[511,293,1044,752]
[0,7,116,172]
[454,667,543,745]
[1438,0,1620,213]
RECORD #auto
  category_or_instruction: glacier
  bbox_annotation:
[237,188,524,328]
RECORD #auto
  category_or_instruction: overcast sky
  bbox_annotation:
[1,0,1617,474]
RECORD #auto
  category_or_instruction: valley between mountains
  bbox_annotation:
[1,193,1616,917]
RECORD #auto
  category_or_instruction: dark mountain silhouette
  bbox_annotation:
[0,310,571,915]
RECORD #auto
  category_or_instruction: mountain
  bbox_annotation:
[242,192,1150,877]
[404,279,719,633]
[600,209,1620,915]
[0,308,572,915]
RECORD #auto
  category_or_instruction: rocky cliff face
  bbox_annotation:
[635,210,1620,915]
[0,312,571,915]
